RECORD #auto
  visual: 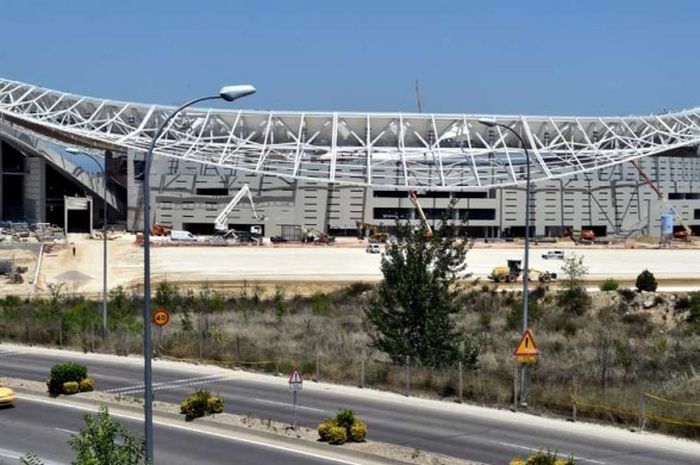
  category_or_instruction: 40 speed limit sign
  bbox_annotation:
[152,308,170,327]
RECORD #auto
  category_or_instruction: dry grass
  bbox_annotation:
[1,281,700,438]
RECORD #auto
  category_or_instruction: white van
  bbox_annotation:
[170,230,198,242]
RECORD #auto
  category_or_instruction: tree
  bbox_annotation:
[22,406,149,465]
[557,254,591,315]
[364,210,478,368]
[635,269,658,292]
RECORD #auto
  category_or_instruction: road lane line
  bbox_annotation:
[54,428,78,435]
[21,396,367,465]
[252,397,326,413]
[0,447,64,465]
[106,373,231,395]
[496,441,606,464]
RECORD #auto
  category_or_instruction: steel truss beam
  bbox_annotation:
[0,78,699,191]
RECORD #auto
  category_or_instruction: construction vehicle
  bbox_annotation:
[214,184,265,238]
[489,259,557,283]
[302,227,335,244]
[409,191,433,237]
[151,223,173,236]
[630,160,692,241]
[565,228,596,244]
[356,221,389,242]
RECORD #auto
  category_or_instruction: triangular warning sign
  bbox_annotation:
[288,368,303,384]
[513,329,539,357]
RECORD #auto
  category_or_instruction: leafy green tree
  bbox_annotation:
[557,254,591,315]
[22,406,149,465]
[364,211,478,368]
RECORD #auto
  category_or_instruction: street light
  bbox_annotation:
[66,147,109,340]
[477,118,532,406]
[142,84,256,461]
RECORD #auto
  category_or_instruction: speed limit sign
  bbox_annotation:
[152,308,170,327]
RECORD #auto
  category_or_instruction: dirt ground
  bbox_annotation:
[10,233,700,297]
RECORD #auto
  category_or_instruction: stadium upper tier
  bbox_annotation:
[0,78,698,190]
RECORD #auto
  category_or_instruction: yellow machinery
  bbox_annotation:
[489,259,557,283]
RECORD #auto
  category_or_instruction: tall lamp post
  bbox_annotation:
[66,148,110,339]
[142,84,256,461]
[477,118,532,406]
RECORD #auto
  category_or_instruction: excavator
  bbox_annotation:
[214,184,265,240]
[489,259,557,283]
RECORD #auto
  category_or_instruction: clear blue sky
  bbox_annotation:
[1,0,697,115]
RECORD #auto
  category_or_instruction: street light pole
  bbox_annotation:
[102,152,110,339]
[478,119,531,405]
[142,85,255,462]
[67,148,109,339]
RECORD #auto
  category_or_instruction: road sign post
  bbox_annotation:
[288,367,303,430]
[513,329,539,407]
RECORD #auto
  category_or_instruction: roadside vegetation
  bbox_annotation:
[180,389,225,421]
[318,409,367,445]
[22,406,148,465]
[1,219,700,438]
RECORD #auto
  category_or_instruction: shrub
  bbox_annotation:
[349,420,367,442]
[180,390,224,420]
[317,420,337,442]
[79,377,95,392]
[635,269,657,292]
[327,425,347,445]
[617,287,636,301]
[62,381,80,395]
[334,409,356,433]
[206,396,224,414]
[599,279,619,292]
[47,362,88,395]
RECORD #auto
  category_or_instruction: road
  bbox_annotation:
[2,346,699,465]
[0,394,352,465]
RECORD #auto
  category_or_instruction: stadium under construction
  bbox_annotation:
[0,78,699,240]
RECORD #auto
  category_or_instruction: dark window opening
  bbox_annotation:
[459,208,496,220]
[133,160,145,181]
[196,188,229,196]
[453,191,488,199]
[373,190,409,198]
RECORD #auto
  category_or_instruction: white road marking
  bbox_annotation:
[497,441,606,464]
[0,446,64,465]
[106,373,231,395]
[54,427,78,435]
[21,396,364,465]
[252,397,326,413]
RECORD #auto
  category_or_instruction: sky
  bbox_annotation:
[1,0,698,116]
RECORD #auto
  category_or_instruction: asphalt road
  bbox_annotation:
[2,346,699,465]
[0,396,345,465]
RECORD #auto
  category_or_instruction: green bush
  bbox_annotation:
[599,279,619,292]
[334,408,356,433]
[79,377,95,392]
[317,420,337,442]
[62,381,80,395]
[180,390,224,420]
[349,420,367,442]
[206,395,224,414]
[327,425,347,445]
[636,269,658,292]
[47,362,88,395]
[318,409,367,444]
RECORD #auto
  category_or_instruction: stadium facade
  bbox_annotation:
[0,78,699,239]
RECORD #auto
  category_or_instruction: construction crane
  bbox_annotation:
[409,191,433,237]
[214,184,264,235]
[629,160,692,240]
